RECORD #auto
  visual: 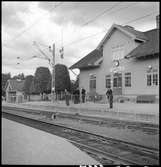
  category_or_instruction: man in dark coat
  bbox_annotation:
[65,89,70,106]
[73,88,80,104]
[106,87,113,108]
[81,88,86,103]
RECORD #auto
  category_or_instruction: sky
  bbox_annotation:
[2,1,159,80]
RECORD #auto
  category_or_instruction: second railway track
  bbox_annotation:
[2,106,159,165]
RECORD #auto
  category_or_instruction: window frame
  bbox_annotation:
[146,69,158,86]
[125,72,131,87]
[89,75,96,90]
[153,74,158,86]
[105,75,111,88]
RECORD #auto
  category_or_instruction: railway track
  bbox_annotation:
[2,106,159,134]
[2,107,159,165]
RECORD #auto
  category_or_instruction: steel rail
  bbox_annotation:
[2,111,138,165]
[2,106,159,153]
[2,109,159,165]
[2,106,159,128]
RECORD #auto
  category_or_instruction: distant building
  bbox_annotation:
[5,79,25,103]
[70,15,159,102]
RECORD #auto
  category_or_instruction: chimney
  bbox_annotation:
[156,15,159,29]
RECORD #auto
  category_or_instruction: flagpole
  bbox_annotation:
[61,27,63,47]
[61,27,63,63]
[52,44,55,102]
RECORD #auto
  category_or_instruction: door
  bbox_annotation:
[89,77,96,93]
[113,73,122,95]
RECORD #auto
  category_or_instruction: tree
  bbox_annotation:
[2,73,11,96]
[12,73,25,80]
[23,75,34,101]
[55,64,71,92]
[34,67,51,99]
[30,80,37,94]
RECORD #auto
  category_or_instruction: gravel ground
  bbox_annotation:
[46,117,159,150]
[2,102,159,150]
[2,101,159,124]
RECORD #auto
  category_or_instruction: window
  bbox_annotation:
[113,73,122,87]
[118,76,122,87]
[105,75,111,88]
[147,71,158,86]
[113,78,117,87]
[90,75,96,90]
[112,45,124,60]
[153,74,158,85]
[90,79,96,89]
[125,72,131,87]
[147,74,152,86]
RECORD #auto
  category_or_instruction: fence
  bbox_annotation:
[53,93,158,104]
[52,93,134,104]
[25,92,158,104]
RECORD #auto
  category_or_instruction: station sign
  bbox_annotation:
[110,66,125,73]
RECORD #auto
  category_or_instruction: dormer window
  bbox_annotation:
[135,39,144,43]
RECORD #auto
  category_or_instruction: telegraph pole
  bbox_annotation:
[33,41,56,102]
[51,43,55,102]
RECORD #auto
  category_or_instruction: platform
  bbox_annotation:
[2,118,99,165]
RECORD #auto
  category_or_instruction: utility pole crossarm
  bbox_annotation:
[33,41,51,61]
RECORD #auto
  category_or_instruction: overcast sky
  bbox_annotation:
[2,1,159,80]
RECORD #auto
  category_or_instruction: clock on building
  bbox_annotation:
[113,60,119,67]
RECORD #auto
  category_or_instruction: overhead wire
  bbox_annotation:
[72,2,122,34]
[63,11,158,48]
[122,12,157,25]
[80,2,122,28]
[108,2,138,15]
[2,2,64,46]
[73,2,138,34]
[3,3,159,67]
[33,2,139,50]
[29,10,158,52]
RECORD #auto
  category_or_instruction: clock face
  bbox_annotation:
[113,60,119,67]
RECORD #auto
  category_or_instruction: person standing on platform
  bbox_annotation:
[74,88,80,104]
[81,88,86,103]
[65,89,70,106]
[106,87,113,108]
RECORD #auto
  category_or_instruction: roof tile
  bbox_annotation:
[70,49,103,69]
[126,29,159,58]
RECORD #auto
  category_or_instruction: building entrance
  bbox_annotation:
[113,73,122,95]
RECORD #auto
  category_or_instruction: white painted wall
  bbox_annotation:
[122,57,159,95]
[79,28,159,96]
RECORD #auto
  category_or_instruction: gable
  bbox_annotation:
[103,28,134,48]
[5,80,12,91]
[126,29,159,58]
[97,24,146,49]
[5,79,25,92]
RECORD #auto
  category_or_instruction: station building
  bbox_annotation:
[5,79,25,103]
[70,15,159,102]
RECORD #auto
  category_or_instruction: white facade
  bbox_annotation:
[79,28,159,98]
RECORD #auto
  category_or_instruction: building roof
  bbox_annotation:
[5,79,25,92]
[70,24,159,70]
[119,25,148,41]
[97,24,148,49]
[126,29,159,58]
[69,49,103,70]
